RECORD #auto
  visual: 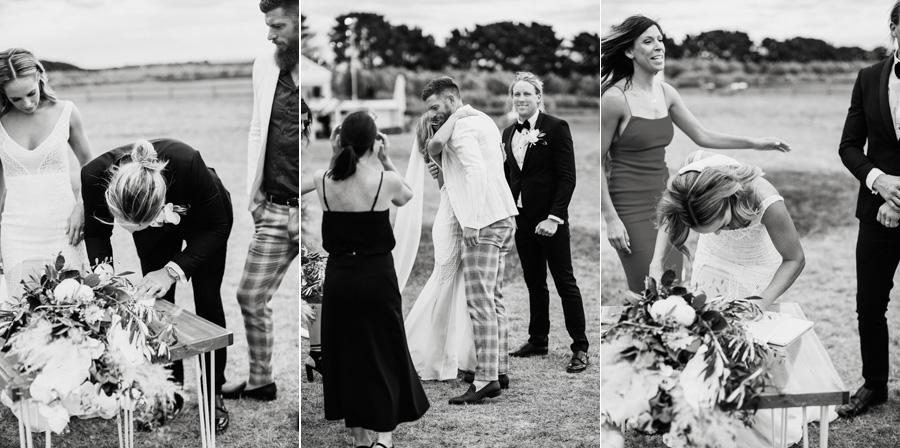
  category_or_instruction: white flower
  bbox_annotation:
[150,203,185,227]
[52,279,94,304]
[649,296,696,326]
[93,263,114,283]
[679,344,724,411]
[523,129,546,147]
[82,304,106,325]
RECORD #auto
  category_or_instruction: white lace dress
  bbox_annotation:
[0,101,88,300]
[404,187,476,380]
[680,151,836,448]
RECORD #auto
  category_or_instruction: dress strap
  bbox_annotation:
[322,171,331,211]
[611,85,632,116]
[759,195,785,215]
[371,172,385,211]
[660,82,669,105]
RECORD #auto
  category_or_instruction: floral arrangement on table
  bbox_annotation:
[601,271,779,448]
[0,255,179,434]
[300,245,327,338]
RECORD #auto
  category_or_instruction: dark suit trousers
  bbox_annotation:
[856,221,900,390]
[514,215,589,352]
[132,190,233,395]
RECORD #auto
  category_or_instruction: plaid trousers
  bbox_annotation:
[236,201,300,385]
[460,217,516,381]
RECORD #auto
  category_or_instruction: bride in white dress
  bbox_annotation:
[0,49,92,300]
[652,150,833,448]
[395,112,477,380]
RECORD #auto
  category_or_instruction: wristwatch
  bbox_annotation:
[165,265,182,282]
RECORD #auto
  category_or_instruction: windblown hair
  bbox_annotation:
[0,48,57,117]
[414,113,434,159]
[601,15,664,95]
[105,140,170,226]
[508,71,545,111]
[329,111,377,181]
[259,0,298,14]
[656,163,763,257]
[892,0,900,25]
[421,76,460,102]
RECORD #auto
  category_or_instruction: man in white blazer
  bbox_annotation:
[223,0,299,402]
[423,77,520,405]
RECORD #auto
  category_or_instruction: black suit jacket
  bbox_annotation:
[82,138,232,278]
[839,58,900,223]
[502,112,577,223]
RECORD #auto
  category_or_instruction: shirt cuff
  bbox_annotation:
[548,215,565,224]
[867,168,886,194]
[165,261,188,284]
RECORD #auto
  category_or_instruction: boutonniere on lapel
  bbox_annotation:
[150,203,190,227]
[523,128,547,149]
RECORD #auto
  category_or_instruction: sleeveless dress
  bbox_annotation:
[320,172,429,431]
[404,186,476,380]
[0,101,87,300]
[678,151,836,448]
[607,86,682,292]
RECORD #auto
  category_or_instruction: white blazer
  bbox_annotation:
[247,50,280,211]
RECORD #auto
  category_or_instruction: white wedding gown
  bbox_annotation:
[0,101,88,301]
[404,187,476,380]
[683,151,836,448]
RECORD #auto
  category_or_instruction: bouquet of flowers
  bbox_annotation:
[0,255,179,434]
[601,271,778,448]
[300,246,327,338]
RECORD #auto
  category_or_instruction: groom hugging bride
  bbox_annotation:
[396,74,590,405]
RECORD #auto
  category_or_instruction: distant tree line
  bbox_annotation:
[663,30,888,62]
[302,13,599,76]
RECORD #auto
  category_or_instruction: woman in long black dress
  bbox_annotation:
[311,111,428,448]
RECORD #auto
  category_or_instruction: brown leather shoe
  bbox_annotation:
[837,385,888,418]
[566,351,589,373]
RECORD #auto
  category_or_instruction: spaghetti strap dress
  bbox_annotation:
[607,85,683,292]
[319,172,430,431]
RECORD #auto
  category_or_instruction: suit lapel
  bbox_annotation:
[879,58,894,139]
[504,126,521,174]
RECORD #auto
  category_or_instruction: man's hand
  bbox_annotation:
[874,174,900,208]
[133,268,176,303]
[878,202,900,228]
[534,218,559,237]
[426,160,440,179]
[463,227,479,247]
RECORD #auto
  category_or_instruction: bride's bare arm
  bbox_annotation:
[427,107,479,156]
[758,201,805,308]
[67,105,93,245]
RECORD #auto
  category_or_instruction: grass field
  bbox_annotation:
[0,85,300,447]
[300,111,602,447]
[602,83,900,448]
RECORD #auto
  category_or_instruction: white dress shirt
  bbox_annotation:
[510,110,564,224]
[865,53,900,193]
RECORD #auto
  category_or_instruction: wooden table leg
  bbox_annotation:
[210,350,216,448]
[781,408,788,448]
[771,409,776,448]
[18,401,26,448]
[819,406,829,448]
[195,355,209,448]
[802,407,808,448]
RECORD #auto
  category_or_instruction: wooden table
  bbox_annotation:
[1,300,232,448]
[602,302,849,448]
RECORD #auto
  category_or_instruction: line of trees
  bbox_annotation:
[302,13,600,76]
[663,30,888,62]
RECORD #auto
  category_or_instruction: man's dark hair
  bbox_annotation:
[421,76,461,101]
[260,0,298,14]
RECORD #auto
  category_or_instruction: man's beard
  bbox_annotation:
[275,38,299,71]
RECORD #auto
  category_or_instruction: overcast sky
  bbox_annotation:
[302,0,600,62]
[0,0,273,69]
[602,0,896,50]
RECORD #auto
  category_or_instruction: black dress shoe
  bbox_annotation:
[448,381,502,405]
[461,372,508,389]
[566,351,589,373]
[510,342,548,357]
[214,394,229,433]
[221,381,277,401]
[837,385,888,418]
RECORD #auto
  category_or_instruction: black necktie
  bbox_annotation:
[514,120,531,133]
